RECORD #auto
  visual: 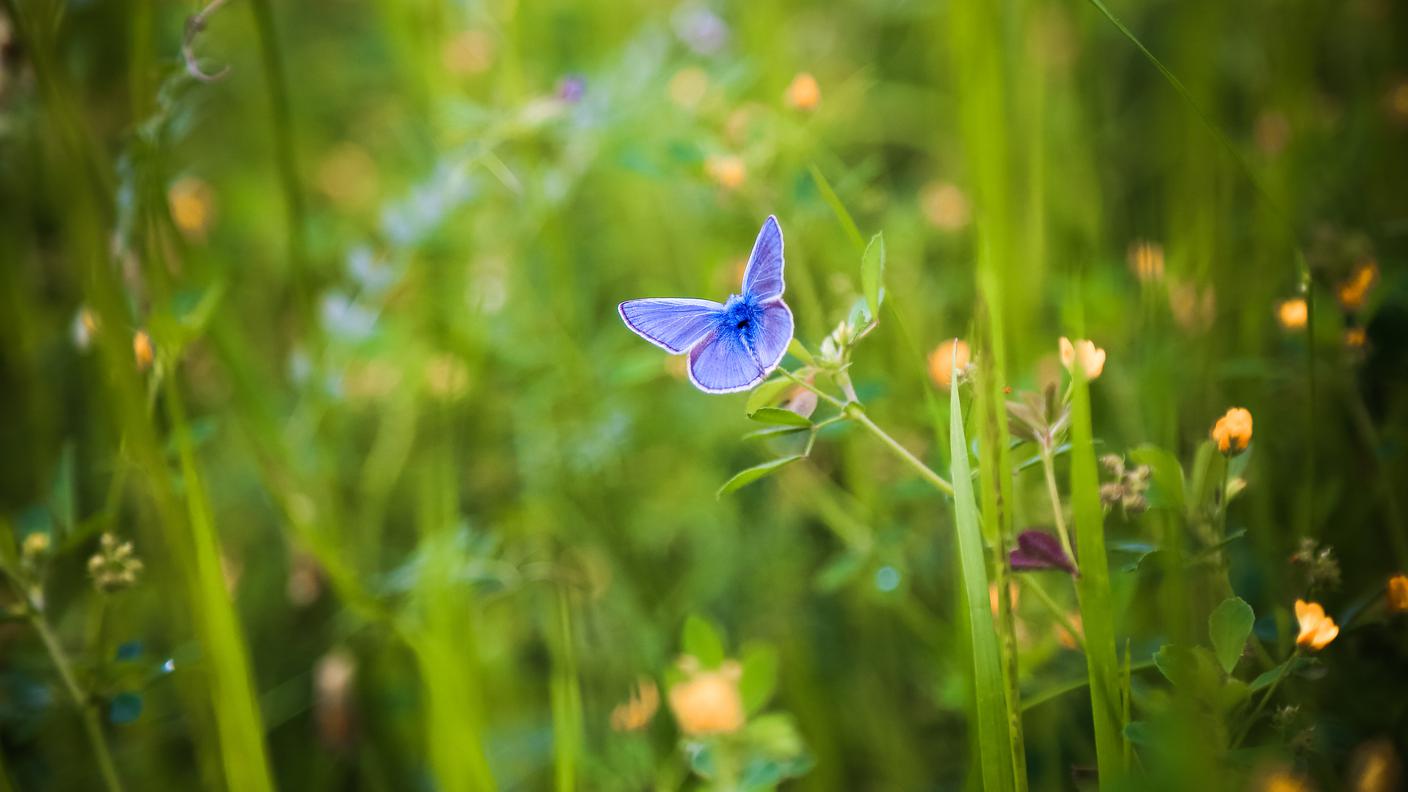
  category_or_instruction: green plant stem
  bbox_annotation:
[1037,445,1078,572]
[844,405,955,497]
[1232,649,1299,747]
[1021,575,1085,651]
[29,611,125,792]
[779,368,846,410]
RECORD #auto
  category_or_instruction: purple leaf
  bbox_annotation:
[1010,530,1078,575]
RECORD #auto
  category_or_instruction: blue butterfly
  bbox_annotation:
[619,216,794,394]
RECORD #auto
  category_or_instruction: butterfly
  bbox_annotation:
[619,216,794,394]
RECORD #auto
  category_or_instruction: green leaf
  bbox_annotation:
[813,550,867,592]
[747,407,813,428]
[1187,440,1225,519]
[948,366,1015,791]
[682,615,725,668]
[1208,597,1255,674]
[861,232,886,320]
[787,338,815,366]
[746,378,793,416]
[741,425,810,442]
[1068,323,1127,782]
[1251,655,1308,690]
[717,455,805,498]
[739,644,780,714]
[1129,444,1185,513]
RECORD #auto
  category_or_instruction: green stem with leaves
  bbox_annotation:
[1038,445,1079,573]
[22,596,125,792]
[1232,649,1299,748]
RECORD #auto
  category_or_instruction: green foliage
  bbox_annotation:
[1,0,1405,788]
[1208,598,1255,675]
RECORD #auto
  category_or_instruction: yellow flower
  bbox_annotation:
[133,330,155,372]
[1387,574,1408,613]
[919,181,970,231]
[1294,598,1339,651]
[1276,298,1308,330]
[1338,260,1378,312]
[668,67,710,109]
[1058,337,1105,381]
[667,660,744,736]
[22,533,49,559]
[442,29,495,77]
[1345,327,1366,349]
[705,154,746,190]
[1210,407,1253,455]
[927,338,970,390]
[1127,240,1165,282]
[609,677,659,732]
[168,176,215,239]
[1349,738,1401,792]
[1258,768,1314,792]
[784,72,820,111]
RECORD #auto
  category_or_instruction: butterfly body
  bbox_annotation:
[618,217,794,394]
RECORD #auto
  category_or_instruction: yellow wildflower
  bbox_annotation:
[1294,598,1339,651]
[1127,240,1165,282]
[1210,407,1253,455]
[1059,337,1105,381]
[168,177,215,239]
[919,181,970,231]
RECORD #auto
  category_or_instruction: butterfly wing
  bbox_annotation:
[618,298,725,354]
[747,300,794,373]
[741,215,785,300]
[688,327,767,394]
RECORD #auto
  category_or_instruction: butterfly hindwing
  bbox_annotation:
[748,300,794,372]
[618,298,725,354]
[688,328,767,394]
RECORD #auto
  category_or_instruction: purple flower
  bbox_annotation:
[672,5,729,56]
[1010,530,1078,576]
[557,75,586,103]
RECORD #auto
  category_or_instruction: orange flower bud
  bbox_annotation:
[667,661,744,736]
[705,154,746,190]
[784,72,820,111]
[1387,574,1408,613]
[1294,598,1338,651]
[1337,261,1378,312]
[1210,407,1253,455]
[133,330,155,372]
[1276,298,1308,331]
[927,338,970,390]
[609,677,660,732]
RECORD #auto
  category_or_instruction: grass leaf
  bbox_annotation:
[950,376,1016,791]
[861,232,885,320]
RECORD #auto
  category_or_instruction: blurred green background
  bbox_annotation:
[1,0,1407,789]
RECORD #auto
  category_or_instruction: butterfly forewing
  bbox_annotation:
[618,298,725,354]
[741,215,785,300]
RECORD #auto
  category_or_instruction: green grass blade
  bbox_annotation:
[1067,330,1127,785]
[950,380,1015,791]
